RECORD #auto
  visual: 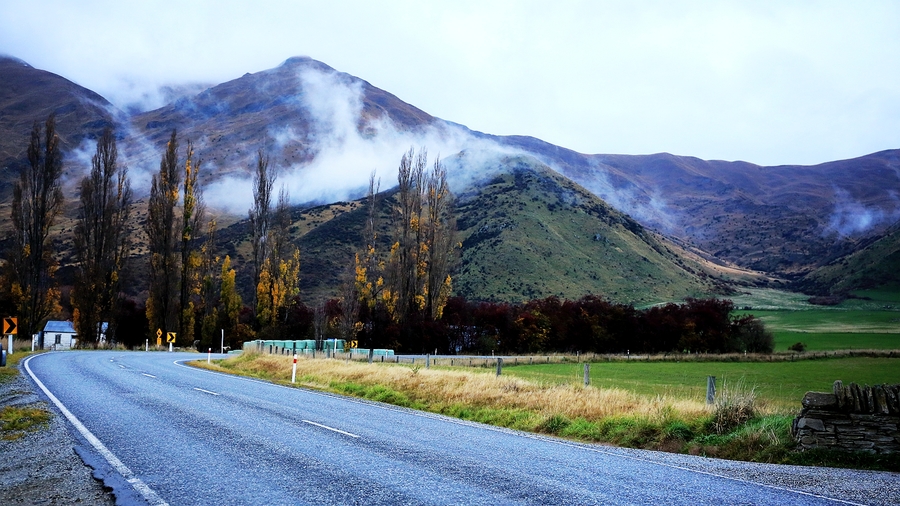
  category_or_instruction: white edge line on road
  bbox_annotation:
[142,373,156,378]
[174,359,865,506]
[23,354,169,506]
[193,387,220,396]
[301,419,360,438]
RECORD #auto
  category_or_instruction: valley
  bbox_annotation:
[0,54,898,339]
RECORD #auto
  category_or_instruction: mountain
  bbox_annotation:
[450,155,720,304]
[498,136,900,278]
[127,56,440,181]
[0,56,119,198]
[1,54,897,303]
[210,154,739,306]
[125,55,900,280]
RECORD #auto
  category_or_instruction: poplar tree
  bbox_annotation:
[385,148,456,323]
[179,142,204,344]
[256,188,300,329]
[4,115,64,339]
[249,149,274,312]
[355,172,382,310]
[423,156,455,319]
[199,218,220,347]
[72,127,132,345]
[218,255,242,339]
[146,131,181,339]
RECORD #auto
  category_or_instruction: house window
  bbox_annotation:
[55,334,61,344]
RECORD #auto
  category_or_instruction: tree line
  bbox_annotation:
[1,115,772,355]
[0,117,459,352]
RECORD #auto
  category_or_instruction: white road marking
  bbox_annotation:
[23,355,169,506]
[301,420,360,438]
[193,387,219,396]
[119,365,126,369]
[142,373,156,378]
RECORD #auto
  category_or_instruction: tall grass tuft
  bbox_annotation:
[712,378,758,434]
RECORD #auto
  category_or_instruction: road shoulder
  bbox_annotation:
[0,361,115,506]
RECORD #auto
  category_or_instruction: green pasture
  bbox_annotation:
[505,357,899,410]
[730,288,900,351]
[771,331,898,351]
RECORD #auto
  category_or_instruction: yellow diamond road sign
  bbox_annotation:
[166,332,176,343]
[157,328,162,339]
[3,317,17,335]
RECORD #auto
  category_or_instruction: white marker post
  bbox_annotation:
[145,339,148,352]
[291,354,298,383]
[220,329,224,354]
[208,348,212,364]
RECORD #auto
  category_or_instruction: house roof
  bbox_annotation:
[43,320,76,333]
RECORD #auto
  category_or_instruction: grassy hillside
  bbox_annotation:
[797,222,900,295]
[449,156,716,304]
[213,155,720,306]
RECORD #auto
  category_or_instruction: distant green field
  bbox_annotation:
[771,331,899,351]
[505,358,900,410]
[730,288,900,351]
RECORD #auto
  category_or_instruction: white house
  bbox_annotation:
[40,320,77,350]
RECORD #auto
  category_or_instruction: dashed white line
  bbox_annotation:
[301,420,360,438]
[193,387,220,396]
[142,373,156,378]
[23,355,169,506]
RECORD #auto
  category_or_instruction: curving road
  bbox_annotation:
[23,351,885,505]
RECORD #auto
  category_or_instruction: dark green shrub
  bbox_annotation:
[788,342,806,352]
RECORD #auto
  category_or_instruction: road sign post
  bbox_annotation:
[3,317,17,334]
[166,332,176,353]
[4,317,16,356]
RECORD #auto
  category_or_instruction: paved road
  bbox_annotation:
[23,351,876,505]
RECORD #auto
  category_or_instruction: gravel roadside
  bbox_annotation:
[0,362,116,506]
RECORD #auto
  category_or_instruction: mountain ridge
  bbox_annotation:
[1,55,897,299]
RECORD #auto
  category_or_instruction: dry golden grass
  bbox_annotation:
[197,352,709,424]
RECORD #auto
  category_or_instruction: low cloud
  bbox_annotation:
[203,65,519,214]
[824,187,900,237]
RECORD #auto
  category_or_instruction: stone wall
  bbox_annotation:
[792,380,900,454]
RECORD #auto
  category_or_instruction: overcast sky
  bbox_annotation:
[1,0,898,167]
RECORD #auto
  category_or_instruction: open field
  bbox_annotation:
[503,358,899,410]
[730,288,900,351]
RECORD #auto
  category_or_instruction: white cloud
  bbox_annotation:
[1,1,898,166]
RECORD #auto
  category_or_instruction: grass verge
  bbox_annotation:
[192,352,900,472]
[0,350,53,441]
[0,406,51,441]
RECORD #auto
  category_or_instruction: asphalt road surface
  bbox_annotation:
[23,351,891,505]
